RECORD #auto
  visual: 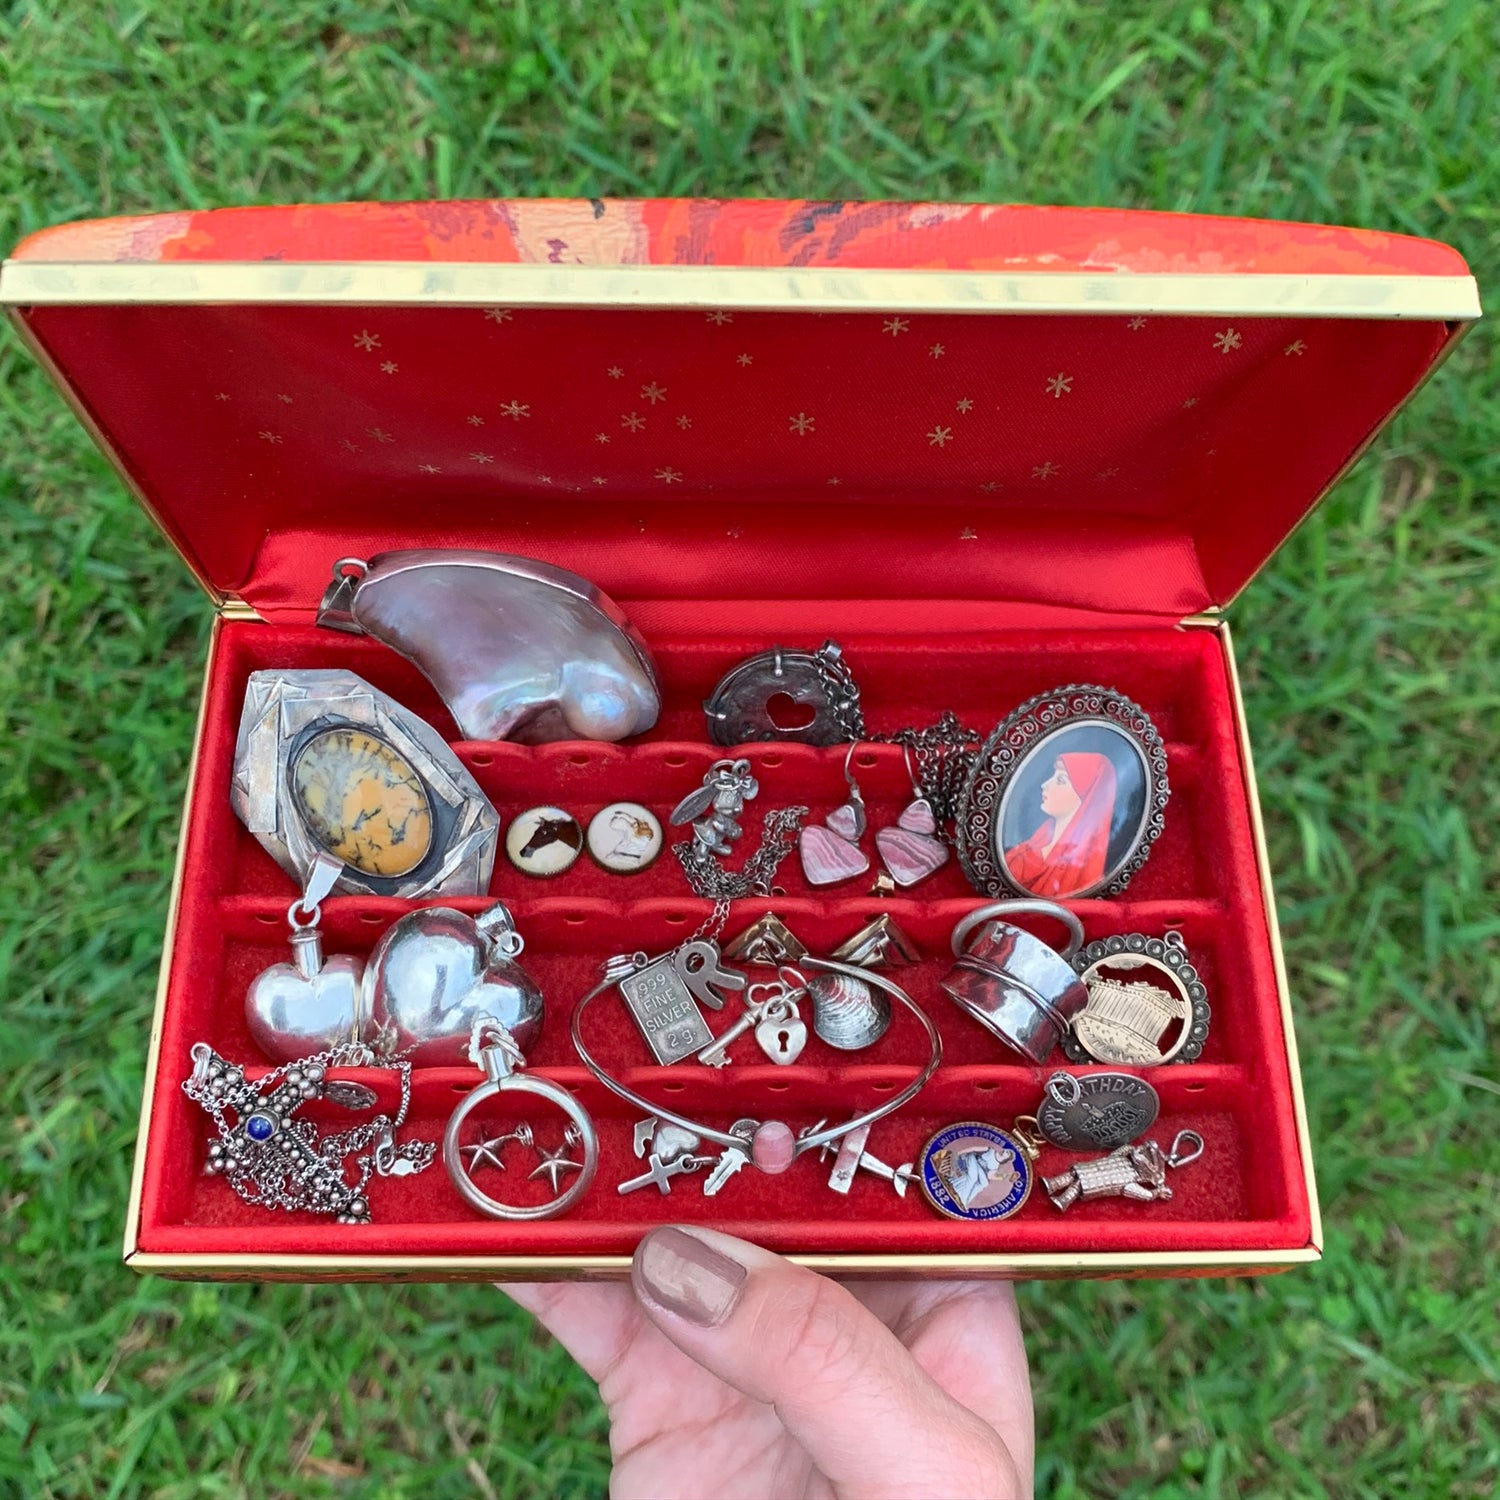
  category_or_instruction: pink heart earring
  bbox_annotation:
[798,744,871,886]
[876,745,950,887]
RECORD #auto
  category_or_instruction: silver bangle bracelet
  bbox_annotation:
[570,952,943,1169]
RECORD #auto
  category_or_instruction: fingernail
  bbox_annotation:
[634,1227,746,1328]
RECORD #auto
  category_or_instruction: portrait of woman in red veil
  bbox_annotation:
[1002,746,1126,898]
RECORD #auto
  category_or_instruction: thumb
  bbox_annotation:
[631,1225,1026,1500]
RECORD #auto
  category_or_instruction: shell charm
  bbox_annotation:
[807,970,891,1050]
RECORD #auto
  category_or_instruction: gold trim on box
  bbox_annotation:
[0,260,1482,321]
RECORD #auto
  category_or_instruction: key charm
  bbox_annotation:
[702,1118,758,1197]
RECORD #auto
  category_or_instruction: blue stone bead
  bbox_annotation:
[246,1112,276,1141]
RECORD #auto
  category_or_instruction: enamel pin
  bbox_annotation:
[917,1121,1036,1222]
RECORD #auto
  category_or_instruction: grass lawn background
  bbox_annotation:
[2,4,1495,1496]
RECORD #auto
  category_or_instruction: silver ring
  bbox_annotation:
[950,899,1084,961]
[444,1074,598,1220]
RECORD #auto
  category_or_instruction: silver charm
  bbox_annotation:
[505,806,583,877]
[461,1122,534,1174]
[1064,932,1212,1065]
[723,913,809,966]
[695,972,804,1068]
[819,1121,915,1197]
[444,1020,598,1220]
[1043,1130,1204,1212]
[618,1152,712,1195]
[956,683,1169,901]
[318,551,660,743]
[704,640,861,745]
[798,744,871,886]
[807,969,891,1050]
[1034,1071,1160,1150]
[830,912,920,968]
[617,941,746,1065]
[528,1125,587,1192]
[183,1042,435,1222]
[230,669,499,898]
[941,900,1090,1063]
[670,758,759,857]
[366,903,544,1066]
[586,802,663,873]
[245,854,370,1062]
[701,1119,758,1196]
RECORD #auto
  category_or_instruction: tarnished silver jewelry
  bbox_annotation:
[461,1122,534,1174]
[694,970,808,1067]
[818,1121,915,1197]
[366,902,545,1066]
[806,969,891,1050]
[704,640,863,745]
[956,683,1169,901]
[1063,931,1211,1065]
[830,912,921,968]
[619,1117,716,1196]
[1033,1071,1160,1151]
[444,1019,598,1220]
[245,852,370,1062]
[616,939,747,1065]
[941,900,1090,1063]
[798,743,870,886]
[723,912,810,966]
[230,668,499,898]
[672,800,809,901]
[505,805,583,877]
[1043,1129,1204,1212]
[318,551,660,743]
[573,953,942,1175]
[528,1125,587,1192]
[183,1041,434,1223]
[670,758,759,857]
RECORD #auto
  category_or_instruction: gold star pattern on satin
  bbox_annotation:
[706,310,733,324]
[929,343,945,358]
[641,381,667,404]
[607,365,625,378]
[979,481,1000,493]
[469,451,494,463]
[736,353,753,366]
[656,466,683,484]
[927,425,953,447]
[676,414,692,429]
[1183,397,1198,408]
[292,727,434,877]
[956,397,974,413]
[258,431,282,443]
[1284,340,1307,356]
[959,527,978,540]
[381,361,398,374]
[354,330,381,351]
[622,411,646,432]
[883,316,910,336]
[1127,317,1147,330]
[1046,372,1073,398]
[467,414,485,426]
[1214,327,1242,353]
[214,392,231,401]
[276,393,293,404]
[500,400,531,419]
[484,308,514,324]
[595,431,610,443]
[1095,467,1120,479]
[340,439,360,453]
[789,412,815,435]
[592,476,608,485]
[1032,461,1060,480]
[367,427,394,444]
[418,464,441,474]
[827,477,842,486]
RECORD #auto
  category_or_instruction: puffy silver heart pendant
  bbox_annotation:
[366,903,545,1066]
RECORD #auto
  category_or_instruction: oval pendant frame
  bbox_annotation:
[954,683,1169,900]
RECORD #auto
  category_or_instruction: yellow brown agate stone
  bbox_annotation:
[291,727,433,876]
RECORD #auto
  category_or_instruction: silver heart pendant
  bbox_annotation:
[245,947,368,1062]
[366,903,545,1066]
[755,1012,808,1065]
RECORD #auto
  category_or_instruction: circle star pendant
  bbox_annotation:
[460,1122,533,1173]
[527,1126,585,1192]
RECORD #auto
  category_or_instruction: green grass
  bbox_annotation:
[2,2,1497,1495]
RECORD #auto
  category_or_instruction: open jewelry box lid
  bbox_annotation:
[1,199,1479,630]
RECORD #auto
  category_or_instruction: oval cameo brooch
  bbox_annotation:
[955,684,1169,901]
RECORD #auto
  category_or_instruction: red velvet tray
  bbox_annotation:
[2,199,1478,1279]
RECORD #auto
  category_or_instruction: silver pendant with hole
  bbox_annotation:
[1062,931,1211,1065]
[703,640,862,745]
[1033,1070,1160,1151]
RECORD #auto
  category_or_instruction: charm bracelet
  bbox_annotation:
[570,948,943,1175]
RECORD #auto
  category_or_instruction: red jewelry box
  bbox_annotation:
[4,199,1478,1281]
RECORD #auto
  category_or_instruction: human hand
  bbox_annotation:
[504,1225,1033,1500]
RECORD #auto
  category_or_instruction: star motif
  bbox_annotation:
[929,343,945,358]
[676,414,692,429]
[736,353,753,366]
[276,393,293,404]
[959,527,978,540]
[467,414,485,426]
[1127,316,1147,330]
[538,475,553,484]
[469,451,494,464]
[706,310,733,324]
[955,397,974,413]
[500,400,531,419]
[1183,397,1198,408]
[462,1133,513,1172]
[1095,466,1120,480]
[595,431,611,443]
[827,477,842,486]
[418,463,441,474]
[354,330,381,351]
[1214,327,1243,353]
[214,392,231,401]
[883,316,910,337]
[656,466,683,484]
[1284,339,1307,356]
[484,308,514,324]
[926,425,953,448]
[528,1137,584,1193]
[1045,372,1073,398]
[727,525,744,538]
[1032,461,1059,480]
[592,476,608,485]
[340,438,360,453]
[258,430,282,443]
[621,411,646,432]
[789,411,815,436]
[607,365,625,379]
[367,427,394,444]
[979,481,1000,493]
[380,361,398,374]
[641,381,667,404]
